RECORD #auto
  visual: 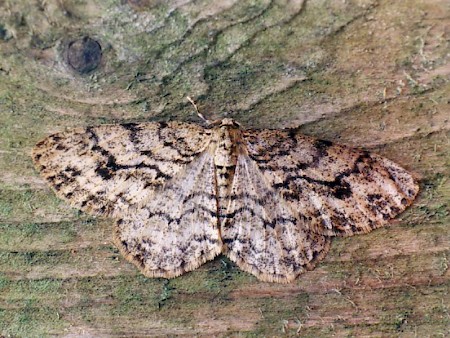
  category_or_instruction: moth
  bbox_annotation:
[32,117,418,283]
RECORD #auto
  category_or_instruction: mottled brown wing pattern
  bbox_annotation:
[221,154,331,283]
[242,129,419,237]
[32,118,419,283]
[32,122,212,218]
[114,152,222,278]
[33,122,220,278]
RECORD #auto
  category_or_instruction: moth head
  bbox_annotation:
[219,118,241,129]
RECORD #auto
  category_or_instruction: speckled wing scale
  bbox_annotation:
[241,129,419,238]
[32,122,222,278]
[32,118,419,283]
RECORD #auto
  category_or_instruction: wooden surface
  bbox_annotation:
[0,0,449,336]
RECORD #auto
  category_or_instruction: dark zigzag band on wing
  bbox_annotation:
[32,122,213,218]
[33,118,418,282]
[242,129,419,237]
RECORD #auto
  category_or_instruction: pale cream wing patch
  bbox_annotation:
[32,122,212,218]
[114,151,222,278]
[221,155,331,283]
[243,129,419,237]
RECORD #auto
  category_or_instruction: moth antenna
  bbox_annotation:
[187,96,211,125]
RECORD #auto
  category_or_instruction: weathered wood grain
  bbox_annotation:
[0,0,448,336]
